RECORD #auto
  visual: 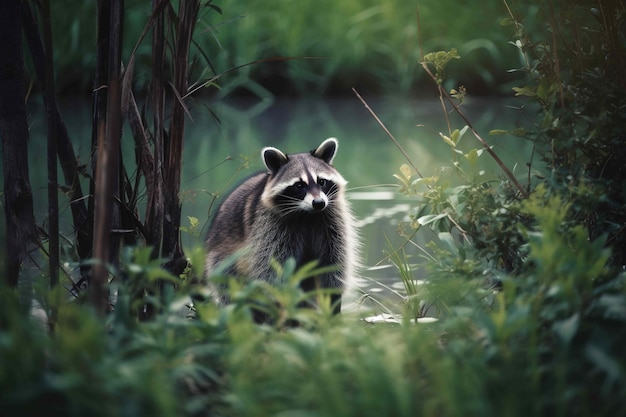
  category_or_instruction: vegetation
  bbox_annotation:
[46,0,522,96]
[1,1,626,416]
[386,0,626,413]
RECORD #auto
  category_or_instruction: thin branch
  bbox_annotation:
[420,62,528,197]
[184,56,327,99]
[352,88,425,180]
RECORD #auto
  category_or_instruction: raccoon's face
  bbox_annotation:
[260,138,347,214]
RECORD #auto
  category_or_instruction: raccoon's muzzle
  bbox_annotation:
[312,197,326,211]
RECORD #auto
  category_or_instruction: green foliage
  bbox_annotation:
[504,0,626,267]
[0,286,190,417]
[180,216,201,238]
[381,2,626,416]
[483,188,626,415]
[423,48,460,85]
[44,0,518,95]
[391,108,527,317]
[204,258,342,327]
[389,0,626,315]
[3,234,625,417]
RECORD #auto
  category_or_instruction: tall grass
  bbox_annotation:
[213,0,519,94]
[47,0,521,95]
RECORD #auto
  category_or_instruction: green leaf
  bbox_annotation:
[147,267,179,283]
[585,344,622,382]
[553,313,579,345]
[411,176,438,187]
[457,125,469,145]
[399,164,412,179]
[463,148,483,167]
[512,86,536,97]
[437,232,457,253]
[417,213,448,226]
[439,132,456,147]
[592,294,626,320]
[450,129,460,145]
[393,164,413,186]
[489,129,509,136]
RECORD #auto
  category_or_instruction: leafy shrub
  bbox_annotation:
[505,0,626,268]
[380,1,626,415]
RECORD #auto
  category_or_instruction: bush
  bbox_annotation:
[380,1,626,414]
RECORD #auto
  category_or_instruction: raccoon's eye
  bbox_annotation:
[293,181,306,190]
[318,178,328,187]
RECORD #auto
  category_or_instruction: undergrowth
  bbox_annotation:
[2,200,624,416]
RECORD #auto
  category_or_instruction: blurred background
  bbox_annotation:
[46,0,538,97]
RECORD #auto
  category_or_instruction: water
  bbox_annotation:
[16,95,534,312]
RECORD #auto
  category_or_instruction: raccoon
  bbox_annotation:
[204,138,357,314]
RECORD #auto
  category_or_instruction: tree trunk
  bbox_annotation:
[0,0,37,287]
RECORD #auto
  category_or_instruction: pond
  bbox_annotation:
[19,94,535,313]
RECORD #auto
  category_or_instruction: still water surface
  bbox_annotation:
[23,95,534,312]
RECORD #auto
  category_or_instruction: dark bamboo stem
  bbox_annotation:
[162,1,199,262]
[91,0,124,315]
[0,0,37,287]
[41,0,59,290]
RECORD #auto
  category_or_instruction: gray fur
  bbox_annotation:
[205,138,358,312]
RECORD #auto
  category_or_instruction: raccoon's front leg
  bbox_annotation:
[291,272,340,314]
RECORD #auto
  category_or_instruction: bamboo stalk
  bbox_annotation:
[162,0,199,263]
[42,0,59,290]
[0,0,37,287]
[91,0,124,315]
[21,3,91,263]
[146,0,165,257]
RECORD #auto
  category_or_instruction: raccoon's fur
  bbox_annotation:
[204,138,357,314]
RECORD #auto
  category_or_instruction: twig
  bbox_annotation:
[420,62,528,197]
[352,88,425,179]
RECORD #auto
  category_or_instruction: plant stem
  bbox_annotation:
[420,62,528,197]
[91,0,124,315]
[352,88,425,180]
[42,0,59,291]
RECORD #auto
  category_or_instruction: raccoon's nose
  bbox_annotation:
[312,198,326,211]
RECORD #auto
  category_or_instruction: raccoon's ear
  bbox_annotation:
[262,146,289,174]
[313,137,338,164]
